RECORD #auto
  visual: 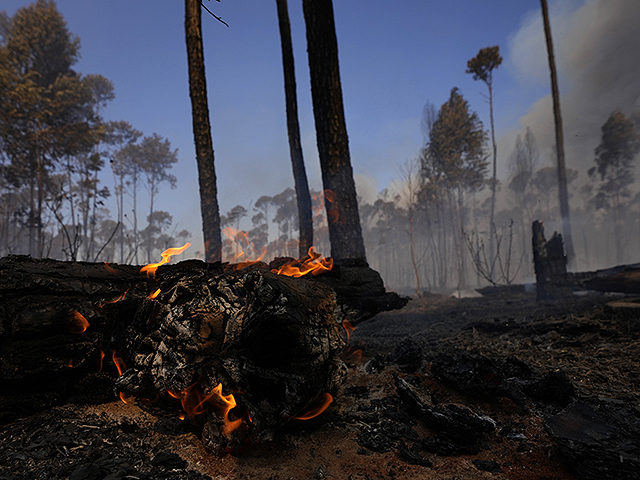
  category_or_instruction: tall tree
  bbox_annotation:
[589,110,640,264]
[275,0,313,259]
[302,0,366,262]
[422,87,488,287]
[540,0,575,268]
[185,0,223,262]
[0,0,99,257]
[466,45,502,261]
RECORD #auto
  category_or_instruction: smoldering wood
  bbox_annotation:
[532,220,568,300]
[115,266,347,452]
[0,254,403,435]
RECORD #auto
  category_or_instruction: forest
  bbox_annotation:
[1,1,640,295]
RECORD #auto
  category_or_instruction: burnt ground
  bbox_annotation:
[1,291,640,480]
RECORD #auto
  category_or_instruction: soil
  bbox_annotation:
[1,290,639,480]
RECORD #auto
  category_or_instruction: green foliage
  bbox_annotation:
[466,46,502,85]
[421,88,488,195]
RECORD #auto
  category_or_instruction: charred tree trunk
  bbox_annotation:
[540,0,576,269]
[276,0,314,259]
[302,0,366,262]
[185,0,223,262]
[532,220,568,300]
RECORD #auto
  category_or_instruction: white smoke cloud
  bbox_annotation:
[502,0,640,177]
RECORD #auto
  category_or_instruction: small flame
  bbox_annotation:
[293,392,333,420]
[112,352,132,404]
[342,320,362,363]
[103,262,118,274]
[148,288,161,299]
[273,247,333,277]
[98,348,106,372]
[97,289,129,308]
[140,242,191,278]
[168,382,244,436]
[222,227,266,266]
[67,359,73,368]
[68,311,90,334]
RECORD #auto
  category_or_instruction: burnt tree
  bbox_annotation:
[302,0,366,262]
[185,0,223,262]
[276,0,314,258]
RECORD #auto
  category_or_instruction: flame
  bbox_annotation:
[67,359,73,368]
[273,247,333,277]
[103,262,118,274]
[168,382,244,436]
[97,288,129,308]
[112,352,132,404]
[140,242,191,278]
[342,320,362,363]
[68,311,90,334]
[293,392,333,420]
[148,288,161,299]
[98,348,105,372]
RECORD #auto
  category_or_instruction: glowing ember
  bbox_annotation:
[273,247,333,277]
[148,288,161,299]
[293,392,333,420]
[68,311,89,334]
[140,242,191,278]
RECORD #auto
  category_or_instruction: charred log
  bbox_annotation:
[532,220,569,300]
[114,267,347,453]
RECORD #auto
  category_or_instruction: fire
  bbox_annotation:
[273,247,333,277]
[112,352,132,404]
[68,311,90,334]
[98,348,105,372]
[168,382,244,437]
[103,262,118,274]
[342,319,363,363]
[140,242,191,278]
[222,226,266,266]
[148,288,161,299]
[293,392,333,420]
[97,289,129,308]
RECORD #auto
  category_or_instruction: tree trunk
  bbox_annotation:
[185,0,223,262]
[540,0,576,270]
[276,0,314,259]
[488,81,497,265]
[302,0,366,262]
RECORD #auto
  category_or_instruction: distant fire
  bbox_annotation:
[140,242,191,278]
[273,246,333,277]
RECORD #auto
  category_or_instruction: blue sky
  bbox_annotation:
[4,0,639,257]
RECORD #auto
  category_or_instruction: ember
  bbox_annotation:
[68,310,90,334]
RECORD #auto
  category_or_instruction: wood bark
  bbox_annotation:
[532,220,568,300]
[185,0,223,262]
[276,0,314,259]
[302,0,366,262]
[0,255,406,429]
[540,0,576,269]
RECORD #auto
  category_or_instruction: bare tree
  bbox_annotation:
[540,0,576,268]
[185,0,223,262]
[302,0,366,262]
[275,0,313,258]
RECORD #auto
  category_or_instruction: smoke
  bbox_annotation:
[502,0,640,176]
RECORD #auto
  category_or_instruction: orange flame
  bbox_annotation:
[148,288,161,299]
[112,352,132,404]
[68,311,90,334]
[140,242,191,278]
[97,288,129,308]
[273,247,333,277]
[222,227,266,265]
[293,392,333,420]
[98,348,106,372]
[103,262,118,274]
[168,382,244,436]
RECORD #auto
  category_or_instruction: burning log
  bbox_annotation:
[114,266,347,453]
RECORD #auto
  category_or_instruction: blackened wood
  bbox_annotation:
[114,267,347,451]
[532,220,568,300]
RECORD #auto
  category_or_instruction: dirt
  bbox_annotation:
[1,290,639,479]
